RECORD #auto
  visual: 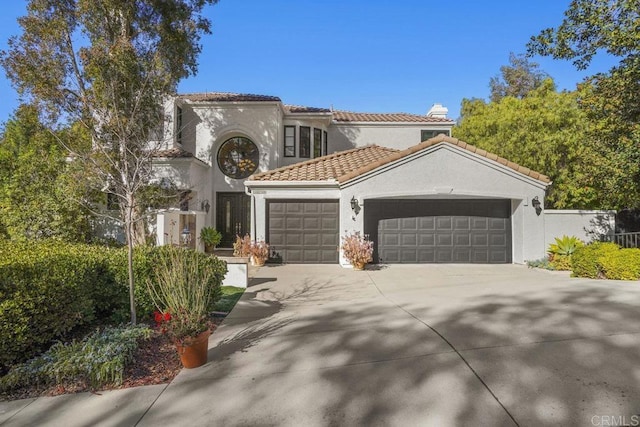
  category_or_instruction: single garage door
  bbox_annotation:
[267,200,339,263]
[364,199,511,264]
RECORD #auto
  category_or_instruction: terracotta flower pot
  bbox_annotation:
[353,262,366,271]
[251,256,266,267]
[175,330,211,369]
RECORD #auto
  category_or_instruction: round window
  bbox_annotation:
[217,137,259,179]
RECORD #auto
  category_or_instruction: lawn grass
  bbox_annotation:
[214,286,245,313]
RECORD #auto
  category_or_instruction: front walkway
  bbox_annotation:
[3,265,640,426]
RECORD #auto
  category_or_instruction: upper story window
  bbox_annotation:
[217,137,259,179]
[176,106,183,145]
[299,126,311,158]
[313,128,322,158]
[323,131,328,156]
[284,126,296,157]
[421,129,450,141]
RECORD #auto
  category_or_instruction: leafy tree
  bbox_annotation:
[527,0,640,208]
[0,0,217,324]
[0,105,92,241]
[489,53,549,102]
[454,79,603,209]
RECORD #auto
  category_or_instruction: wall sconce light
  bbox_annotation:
[181,226,192,246]
[531,196,542,216]
[350,196,361,216]
[201,199,210,214]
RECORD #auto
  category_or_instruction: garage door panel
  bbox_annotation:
[453,217,470,230]
[437,234,453,246]
[473,234,488,246]
[489,218,507,230]
[401,234,417,246]
[268,200,339,264]
[417,249,436,263]
[454,233,471,246]
[303,217,320,229]
[471,217,488,230]
[437,217,452,230]
[419,217,436,229]
[419,233,435,245]
[370,199,511,264]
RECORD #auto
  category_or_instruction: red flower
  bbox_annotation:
[163,312,171,321]
[153,311,163,324]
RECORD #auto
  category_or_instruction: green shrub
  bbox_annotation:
[599,248,640,280]
[0,240,125,371]
[571,242,640,280]
[571,242,620,279]
[0,325,152,393]
[550,254,573,271]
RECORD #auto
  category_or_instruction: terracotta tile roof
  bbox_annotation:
[338,134,550,183]
[248,145,399,182]
[153,146,194,158]
[248,134,550,184]
[284,105,331,113]
[332,110,454,123]
[178,92,281,102]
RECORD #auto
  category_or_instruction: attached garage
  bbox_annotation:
[267,200,339,263]
[246,135,551,266]
[364,199,511,263]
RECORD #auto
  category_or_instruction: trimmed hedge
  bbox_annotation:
[571,242,640,280]
[0,240,125,372]
[0,241,227,372]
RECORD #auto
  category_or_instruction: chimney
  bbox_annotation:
[427,103,448,119]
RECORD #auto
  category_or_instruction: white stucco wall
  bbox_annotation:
[339,144,548,264]
[329,123,453,152]
[544,210,615,248]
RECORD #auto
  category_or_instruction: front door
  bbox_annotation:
[216,192,251,248]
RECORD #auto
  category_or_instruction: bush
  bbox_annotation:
[599,248,640,280]
[550,254,573,271]
[0,240,125,372]
[0,325,152,393]
[571,242,620,279]
[571,242,640,280]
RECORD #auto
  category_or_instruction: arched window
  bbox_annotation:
[217,137,259,179]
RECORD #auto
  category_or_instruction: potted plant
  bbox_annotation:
[200,227,222,253]
[233,234,252,257]
[147,246,226,368]
[341,231,374,270]
[250,240,270,266]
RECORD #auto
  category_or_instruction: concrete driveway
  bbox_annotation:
[140,264,640,427]
[4,265,640,426]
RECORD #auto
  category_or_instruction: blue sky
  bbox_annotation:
[0,0,618,124]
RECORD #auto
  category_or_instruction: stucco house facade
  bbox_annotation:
[152,92,455,251]
[152,91,612,267]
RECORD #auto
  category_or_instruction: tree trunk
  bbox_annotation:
[125,199,137,325]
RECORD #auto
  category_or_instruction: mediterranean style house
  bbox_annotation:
[152,91,612,267]
[152,93,454,249]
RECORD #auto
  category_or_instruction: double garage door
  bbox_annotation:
[364,199,512,264]
[266,198,511,264]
